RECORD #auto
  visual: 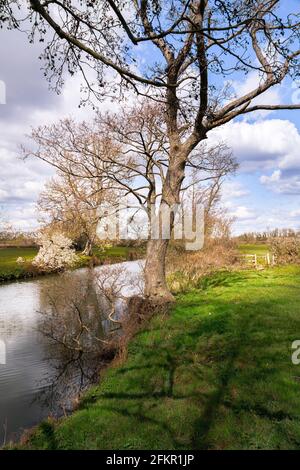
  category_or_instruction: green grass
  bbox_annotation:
[76,245,144,266]
[238,243,270,255]
[0,245,145,282]
[19,265,300,450]
[0,247,38,281]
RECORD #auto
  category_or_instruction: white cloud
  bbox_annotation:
[0,24,136,230]
[260,170,281,184]
[231,207,300,235]
[222,181,250,200]
[231,72,282,120]
[260,161,300,194]
[0,66,129,230]
[289,209,300,218]
[209,118,300,172]
[230,205,257,220]
[260,172,300,194]
[0,189,9,199]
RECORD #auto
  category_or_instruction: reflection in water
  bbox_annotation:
[0,261,143,445]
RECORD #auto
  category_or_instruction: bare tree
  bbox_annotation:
[3,0,300,300]
[26,102,236,299]
[38,171,116,256]
[0,213,10,242]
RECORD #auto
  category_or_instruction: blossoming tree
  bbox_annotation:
[33,232,78,272]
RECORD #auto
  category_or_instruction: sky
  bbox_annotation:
[0,11,300,236]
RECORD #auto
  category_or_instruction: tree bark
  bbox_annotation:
[144,151,186,303]
[144,237,174,303]
[81,239,93,256]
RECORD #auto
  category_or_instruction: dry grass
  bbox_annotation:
[167,240,239,294]
[270,237,300,264]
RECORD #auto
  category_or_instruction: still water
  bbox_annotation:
[0,261,143,445]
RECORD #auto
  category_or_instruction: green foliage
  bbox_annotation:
[19,265,300,450]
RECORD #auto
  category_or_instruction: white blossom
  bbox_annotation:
[33,232,78,271]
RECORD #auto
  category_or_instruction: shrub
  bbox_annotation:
[270,237,300,264]
[167,241,239,293]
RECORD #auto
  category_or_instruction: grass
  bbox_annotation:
[0,247,38,281]
[238,243,270,255]
[76,245,144,266]
[0,245,144,282]
[18,265,300,450]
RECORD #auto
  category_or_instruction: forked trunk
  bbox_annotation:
[81,239,93,256]
[144,238,174,303]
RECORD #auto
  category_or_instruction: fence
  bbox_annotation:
[240,253,276,268]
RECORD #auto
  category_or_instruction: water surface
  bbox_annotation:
[0,260,143,445]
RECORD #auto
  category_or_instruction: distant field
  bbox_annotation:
[0,247,38,281]
[0,245,144,282]
[94,246,140,258]
[238,244,270,255]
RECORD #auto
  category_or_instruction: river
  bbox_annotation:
[0,260,144,445]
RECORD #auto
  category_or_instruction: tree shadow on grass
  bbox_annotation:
[39,290,299,450]
[197,271,247,291]
[100,295,296,449]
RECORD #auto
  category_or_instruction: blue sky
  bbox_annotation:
[0,4,300,235]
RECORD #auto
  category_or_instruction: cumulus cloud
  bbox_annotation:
[231,207,300,235]
[260,170,282,184]
[208,118,300,173]
[0,28,123,230]
[260,170,300,194]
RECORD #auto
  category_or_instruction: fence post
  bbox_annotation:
[266,253,270,266]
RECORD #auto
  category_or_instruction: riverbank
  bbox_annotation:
[16,265,300,450]
[0,246,144,282]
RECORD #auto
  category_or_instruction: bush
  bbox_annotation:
[270,237,300,264]
[167,241,239,293]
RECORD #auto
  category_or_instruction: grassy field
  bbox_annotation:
[18,265,300,450]
[0,247,38,281]
[238,243,270,255]
[0,245,144,282]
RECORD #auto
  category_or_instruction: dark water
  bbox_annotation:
[0,261,143,445]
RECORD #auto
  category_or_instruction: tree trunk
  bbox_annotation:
[143,145,188,302]
[81,239,93,256]
[144,238,174,303]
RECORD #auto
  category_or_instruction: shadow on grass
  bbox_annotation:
[35,269,300,450]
